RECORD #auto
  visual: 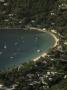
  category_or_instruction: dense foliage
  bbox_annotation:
[0,30,67,90]
[1,0,67,28]
[0,0,67,90]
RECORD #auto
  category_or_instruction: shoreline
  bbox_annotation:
[33,29,59,61]
[0,28,59,71]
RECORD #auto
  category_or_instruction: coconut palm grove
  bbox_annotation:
[0,0,67,90]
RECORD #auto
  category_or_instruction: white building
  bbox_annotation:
[0,0,4,2]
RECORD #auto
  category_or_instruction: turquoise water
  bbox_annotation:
[0,29,55,70]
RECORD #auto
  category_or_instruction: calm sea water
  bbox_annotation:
[0,29,55,70]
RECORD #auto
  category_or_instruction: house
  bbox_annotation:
[59,3,67,10]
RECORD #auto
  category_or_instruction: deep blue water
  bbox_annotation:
[0,29,55,70]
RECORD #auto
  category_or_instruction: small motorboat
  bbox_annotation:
[37,49,40,53]
[10,56,14,59]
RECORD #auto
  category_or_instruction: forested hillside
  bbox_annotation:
[0,0,67,90]
[0,0,67,29]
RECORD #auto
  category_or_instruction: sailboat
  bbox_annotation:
[4,44,7,49]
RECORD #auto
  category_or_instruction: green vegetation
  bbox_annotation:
[0,0,67,28]
[0,0,67,90]
[49,79,67,90]
[0,30,67,90]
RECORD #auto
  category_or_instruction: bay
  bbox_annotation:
[0,29,55,70]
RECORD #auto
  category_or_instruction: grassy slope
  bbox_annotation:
[49,79,67,90]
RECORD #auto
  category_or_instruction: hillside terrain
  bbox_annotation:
[0,0,67,90]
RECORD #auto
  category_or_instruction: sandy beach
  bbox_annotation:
[33,29,59,61]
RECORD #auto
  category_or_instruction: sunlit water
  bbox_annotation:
[0,29,55,70]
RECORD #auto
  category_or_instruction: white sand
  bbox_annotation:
[33,29,59,62]
[33,52,47,61]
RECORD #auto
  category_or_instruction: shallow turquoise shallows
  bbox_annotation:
[0,29,55,70]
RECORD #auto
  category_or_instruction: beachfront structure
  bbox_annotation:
[64,41,67,45]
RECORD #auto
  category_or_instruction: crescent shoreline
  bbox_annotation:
[31,28,59,62]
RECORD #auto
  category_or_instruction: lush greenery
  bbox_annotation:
[0,30,67,90]
[0,0,67,90]
[0,0,67,29]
